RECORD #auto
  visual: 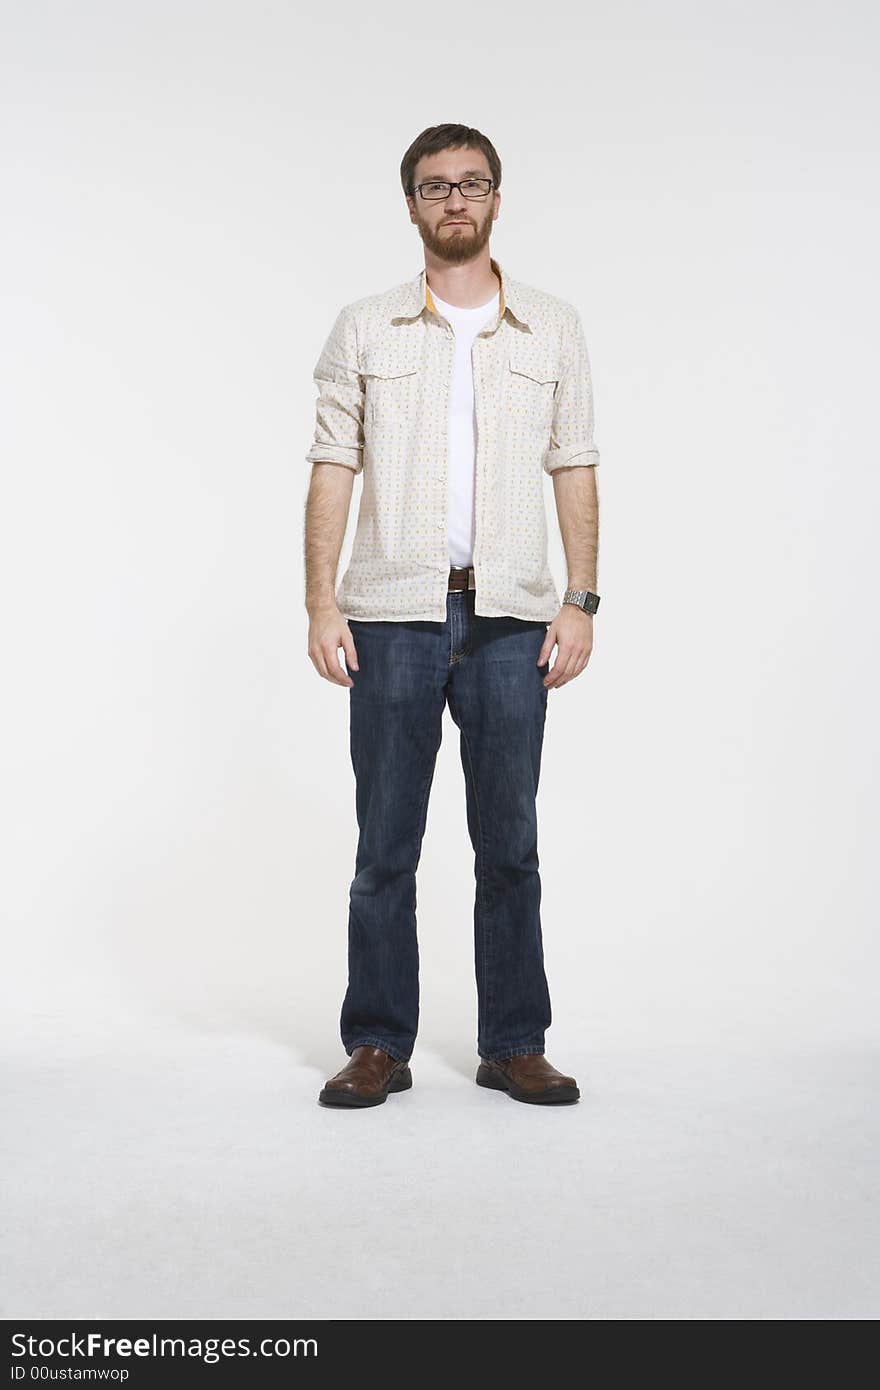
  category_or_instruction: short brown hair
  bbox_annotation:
[400,124,502,198]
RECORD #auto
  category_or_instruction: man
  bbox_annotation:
[304,124,601,1108]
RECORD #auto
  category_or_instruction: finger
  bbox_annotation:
[563,648,592,684]
[337,642,356,686]
[544,648,576,688]
[537,626,556,666]
[323,644,353,686]
[342,635,359,672]
[573,650,591,678]
[309,649,329,681]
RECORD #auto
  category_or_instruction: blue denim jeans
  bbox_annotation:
[340,586,553,1064]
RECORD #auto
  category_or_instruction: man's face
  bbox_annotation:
[407,147,500,264]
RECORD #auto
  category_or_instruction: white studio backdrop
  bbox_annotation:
[1,0,878,1068]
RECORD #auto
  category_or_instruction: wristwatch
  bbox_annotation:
[562,587,601,615]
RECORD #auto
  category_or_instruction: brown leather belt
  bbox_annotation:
[448,565,476,592]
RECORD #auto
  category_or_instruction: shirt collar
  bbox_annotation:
[393,255,530,331]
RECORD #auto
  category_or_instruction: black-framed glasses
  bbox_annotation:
[412,178,494,201]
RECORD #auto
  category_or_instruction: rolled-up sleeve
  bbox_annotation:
[543,308,600,474]
[305,305,365,473]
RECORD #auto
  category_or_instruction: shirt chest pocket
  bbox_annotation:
[506,345,560,438]
[363,346,422,438]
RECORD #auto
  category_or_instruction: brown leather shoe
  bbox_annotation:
[476,1054,580,1104]
[318,1045,413,1108]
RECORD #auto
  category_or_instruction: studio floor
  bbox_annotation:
[3,1011,877,1320]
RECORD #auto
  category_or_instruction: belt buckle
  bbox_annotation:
[449,566,475,592]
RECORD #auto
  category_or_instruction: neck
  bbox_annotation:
[425,252,499,309]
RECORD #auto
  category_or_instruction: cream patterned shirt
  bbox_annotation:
[305,255,600,622]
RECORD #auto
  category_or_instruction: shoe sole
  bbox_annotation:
[318,1064,413,1108]
[475,1061,580,1104]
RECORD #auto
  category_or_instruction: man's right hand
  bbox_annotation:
[307,604,359,688]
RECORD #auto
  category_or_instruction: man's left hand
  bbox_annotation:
[538,606,594,689]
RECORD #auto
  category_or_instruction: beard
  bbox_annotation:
[415,208,494,264]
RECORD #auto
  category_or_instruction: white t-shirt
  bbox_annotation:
[428,288,500,569]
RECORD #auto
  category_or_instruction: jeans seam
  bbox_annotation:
[453,699,492,1037]
[401,722,440,1048]
[414,722,441,891]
